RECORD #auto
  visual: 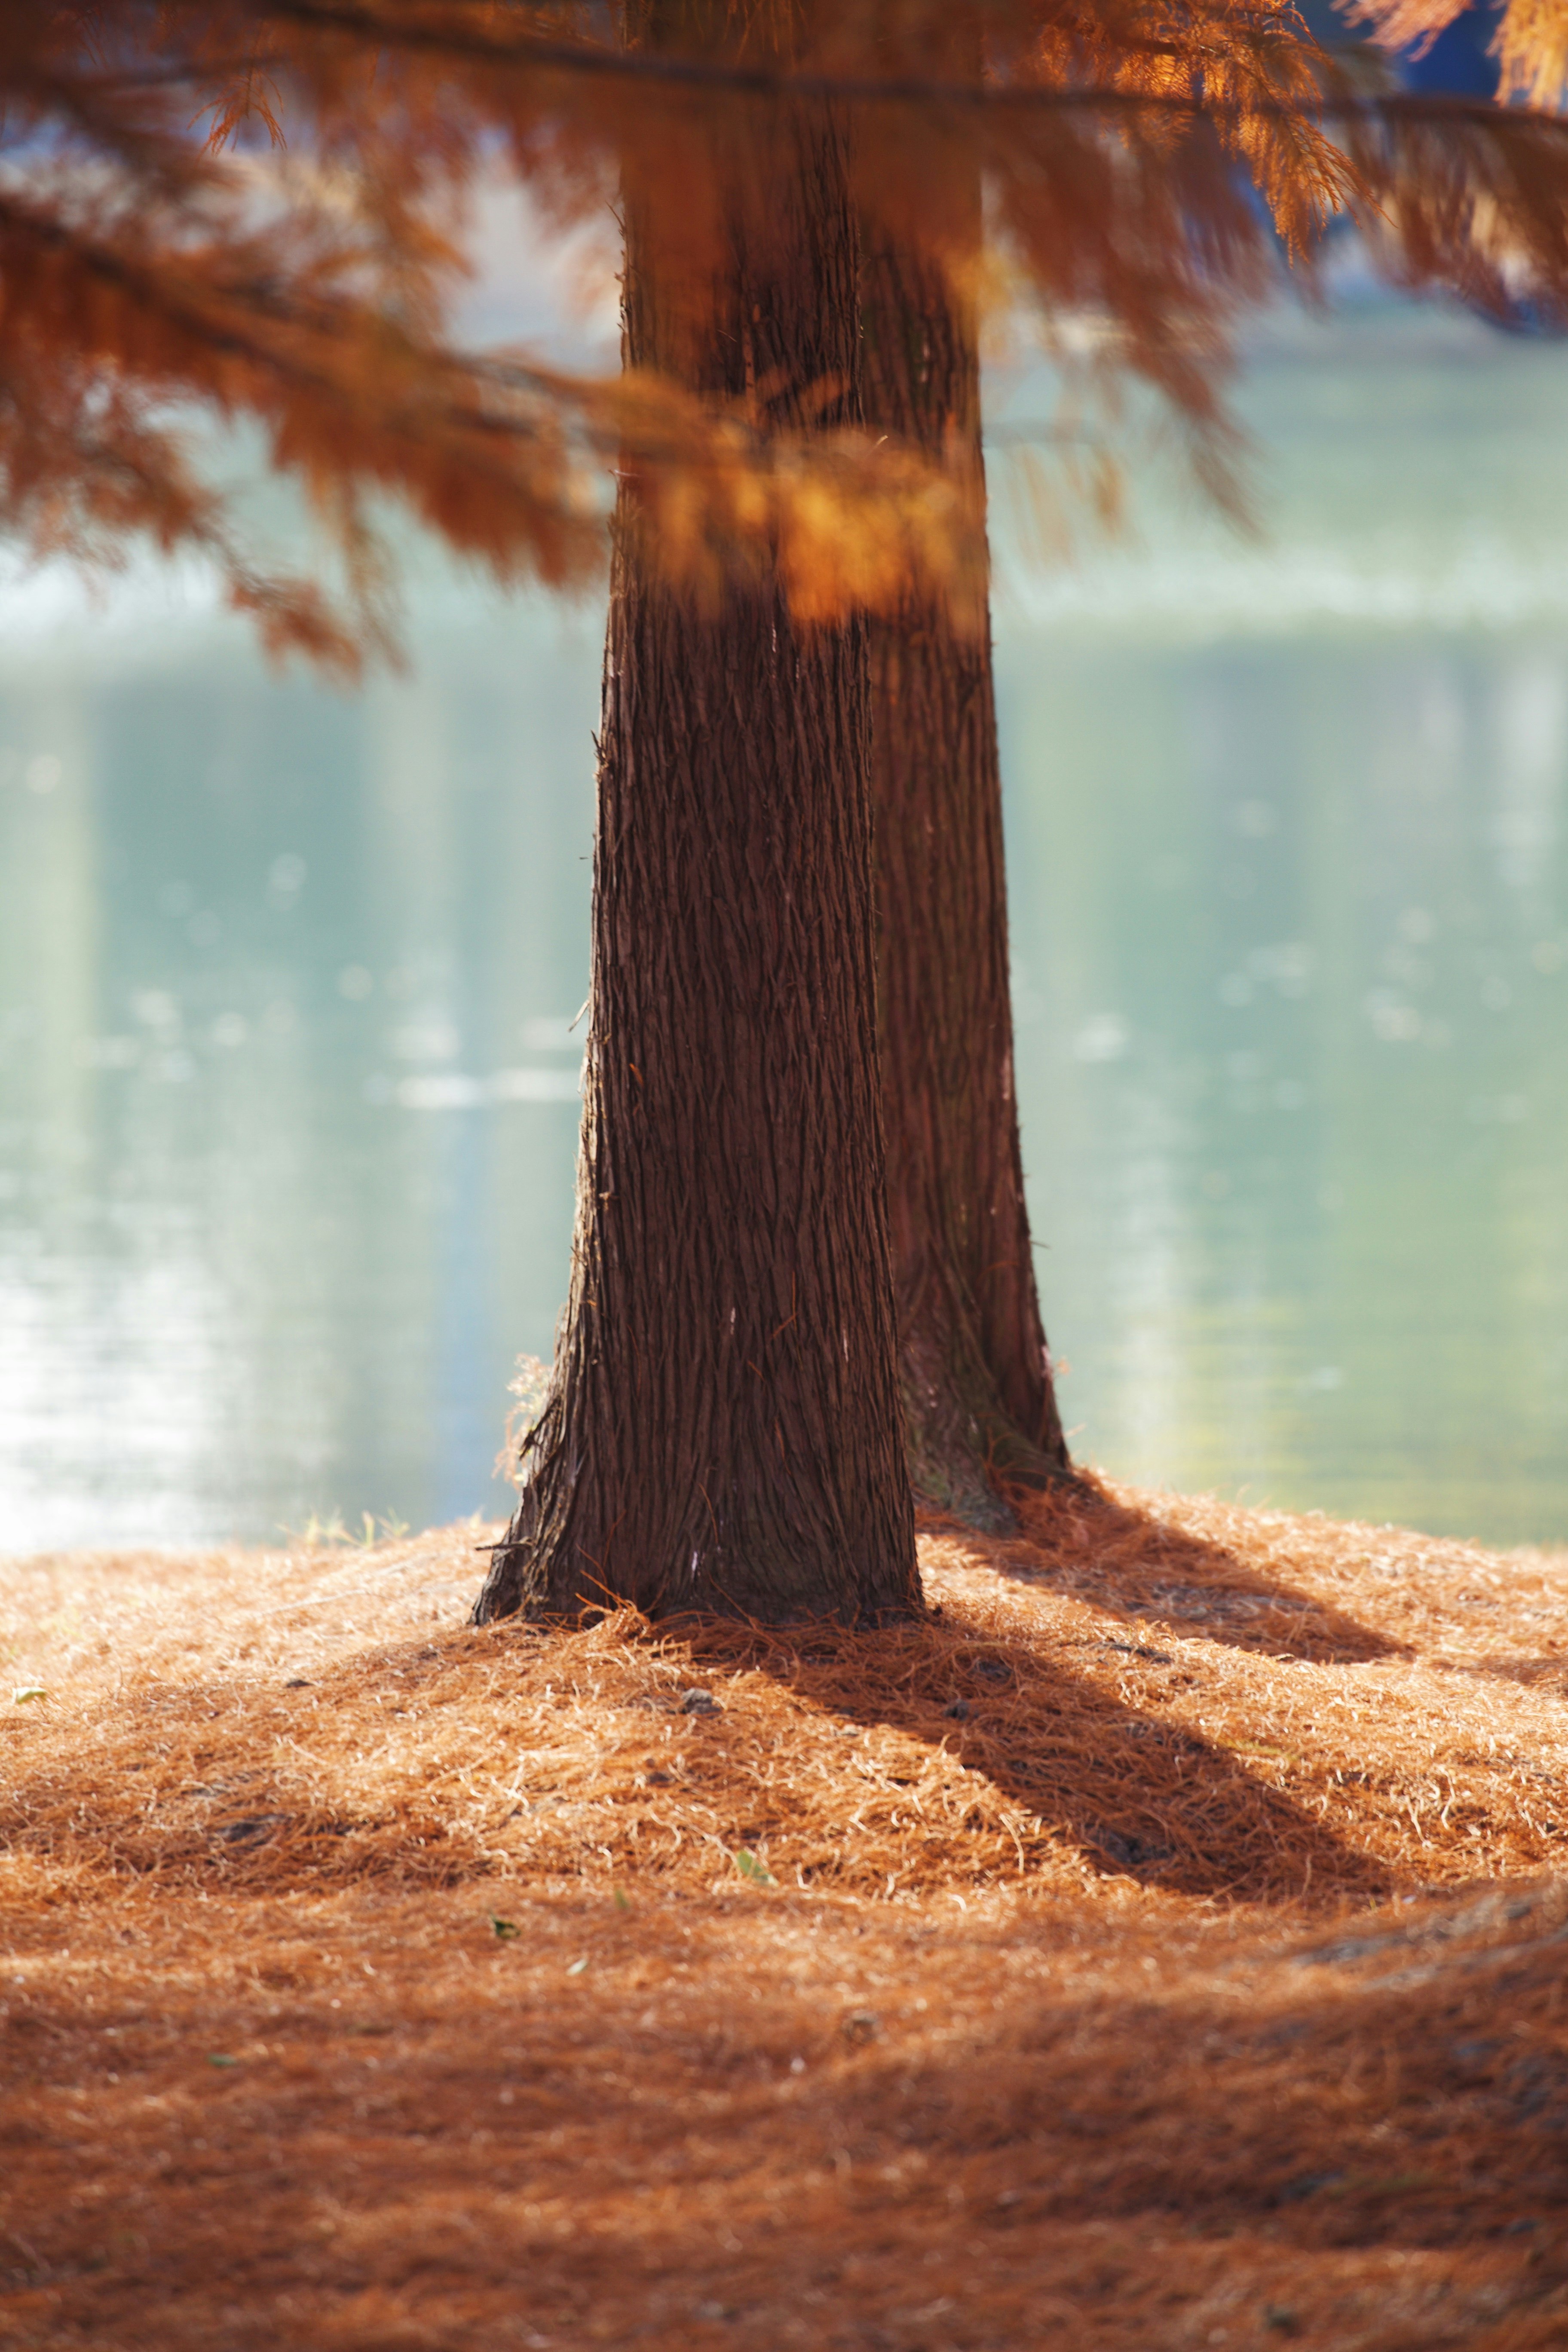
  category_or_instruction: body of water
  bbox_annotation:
[2,294,1565,1553]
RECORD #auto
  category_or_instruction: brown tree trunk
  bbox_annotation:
[862,224,1072,1529]
[475,97,919,1626]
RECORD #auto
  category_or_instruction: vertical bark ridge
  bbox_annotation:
[477,100,919,1626]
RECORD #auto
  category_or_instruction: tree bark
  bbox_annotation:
[862,225,1072,1529]
[476,96,920,1626]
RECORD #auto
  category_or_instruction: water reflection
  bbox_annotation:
[1,296,1565,1552]
[0,625,598,1549]
[1001,634,1568,1544]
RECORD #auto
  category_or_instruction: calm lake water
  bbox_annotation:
[2,294,1565,1556]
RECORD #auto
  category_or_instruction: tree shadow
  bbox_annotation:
[1,1531,1396,1917]
[674,1613,1395,1906]
[927,1473,1409,1666]
[1446,1657,1568,1693]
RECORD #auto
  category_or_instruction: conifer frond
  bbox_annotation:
[1496,0,1568,106]
[1349,0,1568,110]
[196,61,287,153]
[6,3,1568,660]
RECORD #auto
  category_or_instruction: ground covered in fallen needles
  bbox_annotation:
[2,1476,1566,2351]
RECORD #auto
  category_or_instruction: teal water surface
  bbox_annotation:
[1,294,1565,1553]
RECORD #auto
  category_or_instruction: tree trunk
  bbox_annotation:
[862,225,1072,1529]
[475,98,920,1626]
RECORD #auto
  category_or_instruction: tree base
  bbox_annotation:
[472,1526,926,1630]
[905,1404,1078,1535]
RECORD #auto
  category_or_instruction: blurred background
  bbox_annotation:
[2,221,1566,1556]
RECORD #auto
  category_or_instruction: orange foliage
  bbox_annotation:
[1347,0,1568,111]
[5,3,1568,658]
[1495,0,1568,103]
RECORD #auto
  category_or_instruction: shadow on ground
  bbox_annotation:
[675,1615,1393,1904]
[2,1593,1395,1908]
[947,1475,1410,1666]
